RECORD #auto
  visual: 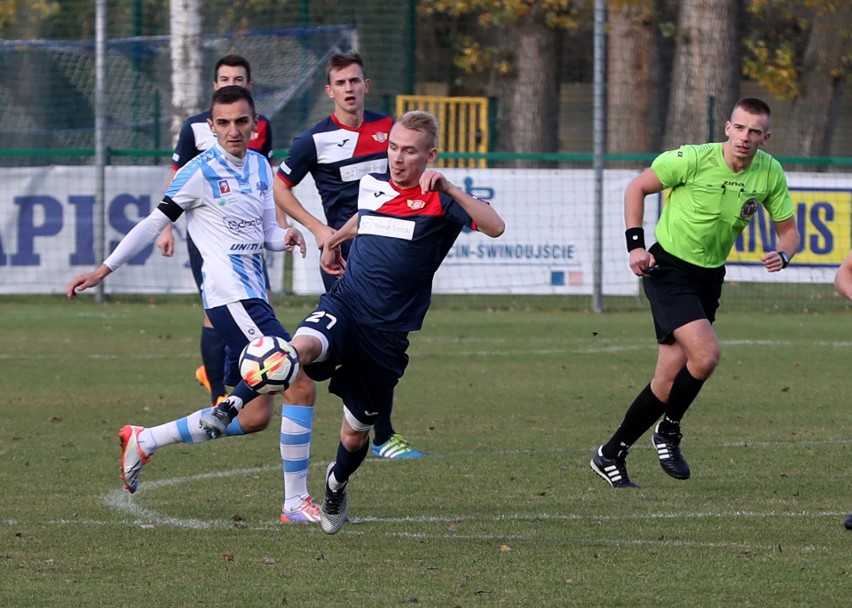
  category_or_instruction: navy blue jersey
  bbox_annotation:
[171,110,273,170]
[332,173,477,331]
[276,111,392,230]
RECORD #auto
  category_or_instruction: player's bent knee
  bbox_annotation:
[340,430,370,453]
[291,330,326,366]
[690,353,720,380]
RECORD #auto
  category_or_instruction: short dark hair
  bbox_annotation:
[326,51,365,83]
[210,85,256,116]
[733,97,771,118]
[215,54,252,83]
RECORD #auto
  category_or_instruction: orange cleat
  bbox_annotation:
[195,365,211,393]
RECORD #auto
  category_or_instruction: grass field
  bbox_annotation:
[1,295,850,607]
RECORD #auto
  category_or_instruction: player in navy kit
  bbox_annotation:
[158,55,275,406]
[274,52,423,459]
[215,110,506,533]
[67,87,321,524]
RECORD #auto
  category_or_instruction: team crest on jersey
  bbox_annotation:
[256,180,268,194]
[372,132,388,143]
[407,198,426,210]
[739,198,759,219]
[218,180,231,195]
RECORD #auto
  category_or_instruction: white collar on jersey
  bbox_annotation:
[214,143,248,168]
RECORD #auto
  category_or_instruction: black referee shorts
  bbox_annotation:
[642,243,725,344]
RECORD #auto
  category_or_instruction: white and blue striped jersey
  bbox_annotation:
[161,144,282,308]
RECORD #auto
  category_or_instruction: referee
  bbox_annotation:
[591,97,800,488]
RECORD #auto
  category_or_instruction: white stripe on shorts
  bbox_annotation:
[293,326,331,363]
[226,301,263,341]
[343,404,373,432]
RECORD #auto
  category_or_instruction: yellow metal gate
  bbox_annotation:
[395,95,489,168]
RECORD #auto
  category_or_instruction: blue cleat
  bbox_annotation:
[372,434,424,459]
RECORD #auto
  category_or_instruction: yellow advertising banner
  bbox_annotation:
[729,189,852,266]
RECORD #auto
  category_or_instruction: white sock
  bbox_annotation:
[138,409,212,455]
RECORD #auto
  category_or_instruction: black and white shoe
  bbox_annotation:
[651,424,690,479]
[590,447,639,488]
[198,398,238,439]
[321,462,349,535]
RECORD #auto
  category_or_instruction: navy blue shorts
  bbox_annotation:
[205,298,292,386]
[642,243,725,343]
[188,233,271,296]
[295,292,409,427]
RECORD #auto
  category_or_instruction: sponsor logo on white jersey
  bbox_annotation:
[358,215,415,241]
[340,158,388,183]
[222,215,263,234]
[228,241,264,253]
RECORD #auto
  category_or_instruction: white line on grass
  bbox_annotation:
[96,464,845,554]
[10,338,851,361]
[101,467,269,530]
[341,529,831,553]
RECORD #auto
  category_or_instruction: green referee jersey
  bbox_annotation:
[651,142,794,268]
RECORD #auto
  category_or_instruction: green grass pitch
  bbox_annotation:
[1,295,849,607]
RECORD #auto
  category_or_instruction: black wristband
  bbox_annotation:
[625,227,645,252]
[778,251,790,269]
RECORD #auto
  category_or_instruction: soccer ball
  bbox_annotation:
[238,335,299,394]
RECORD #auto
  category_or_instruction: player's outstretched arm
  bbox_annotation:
[66,264,112,298]
[419,170,505,238]
[273,177,335,250]
[67,208,171,298]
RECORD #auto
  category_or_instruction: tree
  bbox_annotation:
[420,1,585,165]
[0,1,60,147]
[663,0,743,149]
[606,0,678,156]
[742,0,851,157]
[787,1,851,158]
[506,7,560,164]
[169,0,202,144]
[791,0,852,156]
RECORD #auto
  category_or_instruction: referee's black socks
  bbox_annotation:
[659,366,705,433]
[602,383,666,459]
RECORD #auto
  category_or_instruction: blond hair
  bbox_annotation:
[398,111,438,149]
